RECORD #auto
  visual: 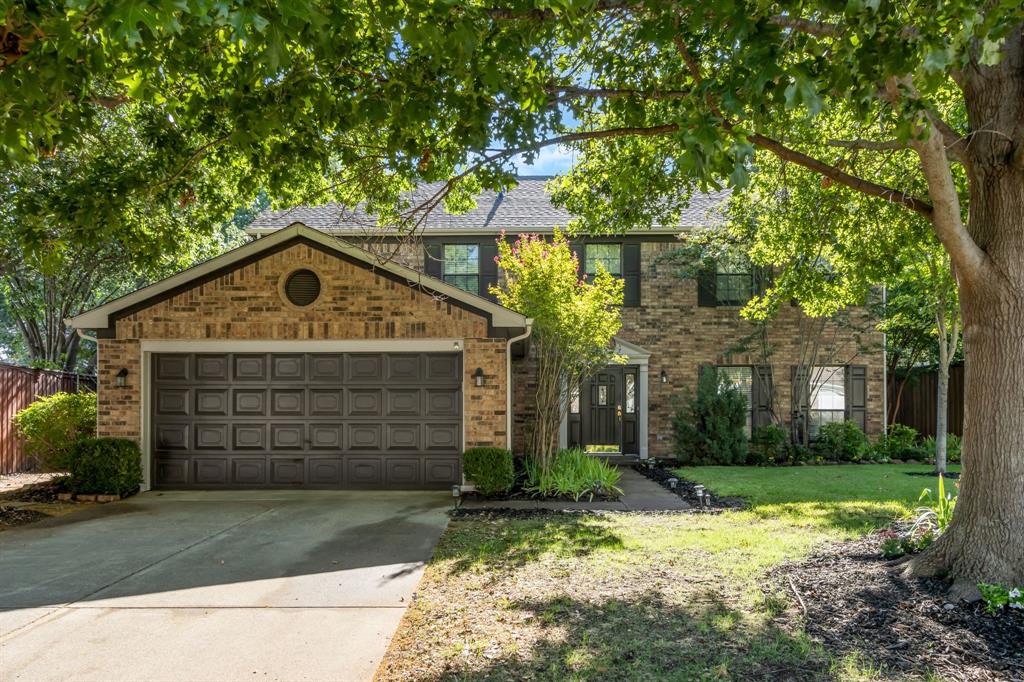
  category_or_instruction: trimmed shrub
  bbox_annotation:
[672,367,748,465]
[12,391,97,471]
[523,448,622,501]
[462,447,515,495]
[749,423,788,465]
[67,438,143,496]
[813,420,871,461]
[875,423,927,461]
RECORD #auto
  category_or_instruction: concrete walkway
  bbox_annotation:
[0,490,450,682]
[460,467,690,511]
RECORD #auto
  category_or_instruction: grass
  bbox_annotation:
[377,465,954,681]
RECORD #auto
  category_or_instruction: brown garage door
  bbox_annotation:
[150,352,462,489]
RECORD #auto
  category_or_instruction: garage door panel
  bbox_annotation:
[233,354,268,381]
[154,459,189,485]
[156,423,190,450]
[271,354,305,380]
[424,423,460,451]
[152,352,463,489]
[309,424,343,449]
[195,423,229,450]
[346,458,383,486]
[386,354,422,381]
[347,354,383,381]
[310,389,343,415]
[232,458,267,485]
[308,457,343,484]
[195,389,229,416]
[155,355,190,382]
[195,354,229,381]
[156,388,190,416]
[232,423,267,449]
[233,389,266,416]
[426,389,460,416]
[194,458,229,485]
[387,389,421,416]
[270,459,305,485]
[348,423,382,450]
[309,355,343,382]
[270,424,305,450]
[426,355,460,382]
[270,388,305,416]
[386,423,421,450]
[348,389,382,416]
[385,458,422,487]
[424,457,460,486]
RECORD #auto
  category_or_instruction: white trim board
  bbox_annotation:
[139,339,467,354]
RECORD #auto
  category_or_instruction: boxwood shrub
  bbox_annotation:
[67,437,143,496]
[462,446,515,495]
[813,420,872,461]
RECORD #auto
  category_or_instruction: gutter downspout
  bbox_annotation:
[506,320,533,451]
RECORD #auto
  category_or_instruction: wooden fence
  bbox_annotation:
[0,363,96,474]
[889,364,965,439]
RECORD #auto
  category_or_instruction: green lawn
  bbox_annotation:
[377,465,954,681]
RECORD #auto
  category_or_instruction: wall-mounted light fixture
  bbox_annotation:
[116,368,129,388]
[660,369,668,384]
[472,367,485,387]
[453,341,461,351]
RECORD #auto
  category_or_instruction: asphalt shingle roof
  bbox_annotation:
[248,176,730,233]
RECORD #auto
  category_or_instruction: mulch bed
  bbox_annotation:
[904,470,961,479]
[0,505,49,529]
[0,478,65,503]
[770,533,1024,681]
[634,462,748,510]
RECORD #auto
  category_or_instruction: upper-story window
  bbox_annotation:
[585,244,622,276]
[714,254,754,306]
[443,244,480,294]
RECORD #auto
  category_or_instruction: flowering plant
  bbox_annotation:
[978,584,1024,615]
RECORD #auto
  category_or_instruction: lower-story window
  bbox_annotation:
[809,365,845,437]
[717,365,753,437]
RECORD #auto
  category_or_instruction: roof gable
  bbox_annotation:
[67,225,530,333]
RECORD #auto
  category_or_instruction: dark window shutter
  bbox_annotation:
[479,240,498,300]
[697,267,717,307]
[753,365,774,428]
[846,365,868,430]
[622,243,641,307]
[424,242,443,280]
[569,240,584,277]
[791,365,810,442]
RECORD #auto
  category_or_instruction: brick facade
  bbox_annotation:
[512,241,885,457]
[97,242,509,452]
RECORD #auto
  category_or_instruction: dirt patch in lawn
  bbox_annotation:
[771,533,1024,681]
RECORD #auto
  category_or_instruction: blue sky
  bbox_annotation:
[515,145,576,176]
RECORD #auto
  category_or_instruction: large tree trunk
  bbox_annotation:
[909,142,1024,593]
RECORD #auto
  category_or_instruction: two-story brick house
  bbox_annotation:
[70,177,883,490]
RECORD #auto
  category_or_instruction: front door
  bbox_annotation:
[569,365,640,455]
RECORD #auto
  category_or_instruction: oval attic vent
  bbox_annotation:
[284,269,321,307]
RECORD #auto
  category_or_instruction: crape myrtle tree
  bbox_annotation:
[492,231,623,468]
[2,0,1021,591]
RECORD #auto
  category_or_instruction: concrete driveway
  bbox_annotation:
[0,490,450,681]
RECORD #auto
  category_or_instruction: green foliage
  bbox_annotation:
[493,231,622,464]
[977,583,1024,615]
[918,476,957,532]
[923,433,962,463]
[523,448,622,501]
[875,424,928,462]
[462,447,515,496]
[748,423,788,465]
[812,421,872,462]
[66,437,143,496]
[672,367,749,466]
[12,392,97,471]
